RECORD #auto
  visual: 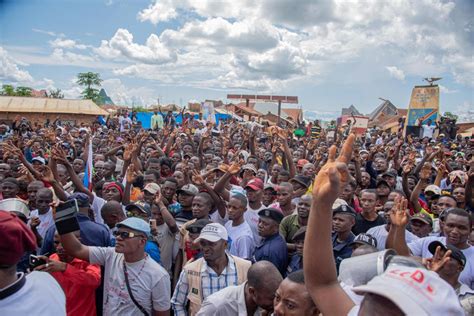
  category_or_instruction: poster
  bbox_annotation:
[340,115,369,136]
[202,101,216,124]
[406,85,439,126]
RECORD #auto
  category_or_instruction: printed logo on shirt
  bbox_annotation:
[192,288,199,295]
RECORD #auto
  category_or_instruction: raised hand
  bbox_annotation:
[228,161,242,175]
[419,162,432,180]
[39,165,56,183]
[191,169,205,186]
[126,163,139,183]
[425,246,452,273]
[312,134,355,206]
[390,196,409,227]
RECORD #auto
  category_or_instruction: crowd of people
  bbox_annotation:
[0,110,472,315]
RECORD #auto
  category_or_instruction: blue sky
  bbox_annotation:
[0,0,472,120]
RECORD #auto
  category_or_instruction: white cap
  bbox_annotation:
[332,198,348,210]
[353,266,464,315]
[424,185,441,195]
[195,223,228,243]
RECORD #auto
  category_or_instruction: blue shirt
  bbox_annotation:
[286,254,302,277]
[254,233,288,276]
[40,213,111,255]
[332,232,355,273]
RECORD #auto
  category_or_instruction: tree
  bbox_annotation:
[76,72,103,104]
[48,88,64,99]
[443,112,458,121]
[1,84,16,96]
[15,86,33,96]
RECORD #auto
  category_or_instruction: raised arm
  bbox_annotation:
[385,197,411,256]
[60,231,91,262]
[304,134,355,315]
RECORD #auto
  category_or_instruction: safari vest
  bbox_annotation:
[184,255,251,315]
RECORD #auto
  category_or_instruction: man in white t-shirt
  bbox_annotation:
[0,211,66,315]
[421,119,436,139]
[29,188,55,243]
[243,178,266,245]
[366,200,418,251]
[225,193,255,260]
[60,217,171,315]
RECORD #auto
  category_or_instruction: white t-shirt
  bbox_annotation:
[89,246,171,315]
[29,208,54,239]
[225,220,255,260]
[422,124,436,139]
[408,236,474,289]
[366,224,419,251]
[0,272,66,315]
[244,204,266,244]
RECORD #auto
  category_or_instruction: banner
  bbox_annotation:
[406,85,439,126]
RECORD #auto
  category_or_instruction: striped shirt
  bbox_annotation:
[171,254,239,316]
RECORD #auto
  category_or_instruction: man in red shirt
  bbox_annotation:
[35,231,101,316]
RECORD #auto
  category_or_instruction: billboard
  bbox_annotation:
[406,85,439,126]
[340,115,369,136]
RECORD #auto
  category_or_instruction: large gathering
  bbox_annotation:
[0,102,472,315]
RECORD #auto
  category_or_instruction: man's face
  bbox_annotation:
[0,163,11,179]
[272,165,282,178]
[452,187,465,204]
[27,183,42,203]
[360,192,377,213]
[192,196,210,219]
[250,286,277,312]
[36,192,52,213]
[382,175,396,188]
[1,182,19,199]
[94,161,105,178]
[72,159,84,173]
[361,172,371,187]
[410,219,432,238]
[114,228,146,254]
[147,162,161,173]
[443,214,471,247]
[246,188,262,204]
[263,189,276,206]
[258,217,278,237]
[143,174,157,186]
[340,184,355,202]
[277,187,292,206]
[162,181,177,200]
[103,186,122,202]
[227,197,245,221]
[273,279,318,316]
[200,239,226,262]
[53,232,78,262]
[332,213,355,233]
[302,164,315,178]
[178,192,194,207]
[376,184,390,197]
[374,158,388,172]
[437,196,457,213]
[103,162,115,178]
[296,196,311,218]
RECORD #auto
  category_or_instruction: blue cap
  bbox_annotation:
[67,192,90,207]
[116,217,151,237]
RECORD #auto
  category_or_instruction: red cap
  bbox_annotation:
[245,178,264,191]
[0,210,37,266]
[297,159,309,168]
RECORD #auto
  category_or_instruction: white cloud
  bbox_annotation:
[51,48,95,64]
[102,78,156,106]
[137,0,178,24]
[32,28,58,37]
[49,38,88,50]
[96,28,176,64]
[386,66,406,81]
[438,84,458,94]
[0,47,34,83]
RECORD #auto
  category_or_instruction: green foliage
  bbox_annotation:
[15,86,33,96]
[48,88,64,99]
[1,84,16,96]
[443,112,458,120]
[132,105,148,112]
[77,72,103,104]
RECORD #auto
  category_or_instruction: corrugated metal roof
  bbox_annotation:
[0,96,108,116]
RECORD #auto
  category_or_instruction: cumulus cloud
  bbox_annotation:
[51,48,95,64]
[102,78,156,105]
[0,47,34,83]
[137,0,178,24]
[96,28,176,64]
[49,38,87,50]
[386,66,406,81]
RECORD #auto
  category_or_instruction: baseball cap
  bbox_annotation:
[410,212,433,226]
[143,183,160,195]
[353,266,464,315]
[290,175,312,189]
[258,208,284,223]
[428,241,466,268]
[424,185,441,196]
[245,178,264,191]
[32,156,46,165]
[376,179,390,188]
[333,204,356,218]
[116,217,151,237]
[186,218,212,234]
[264,183,277,191]
[125,202,151,217]
[241,164,257,175]
[0,210,37,266]
[350,233,378,248]
[195,223,228,243]
[67,192,90,208]
[297,159,309,168]
[381,170,397,179]
[177,184,199,196]
[332,198,348,209]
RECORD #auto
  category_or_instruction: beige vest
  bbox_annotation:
[184,255,251,315]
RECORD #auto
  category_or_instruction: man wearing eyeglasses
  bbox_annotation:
[60,217,171,315]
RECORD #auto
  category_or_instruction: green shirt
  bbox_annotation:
[279,214,301,243]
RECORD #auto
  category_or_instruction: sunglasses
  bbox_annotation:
[113,231,144,239]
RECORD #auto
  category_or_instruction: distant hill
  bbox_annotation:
[99,88,114,105]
